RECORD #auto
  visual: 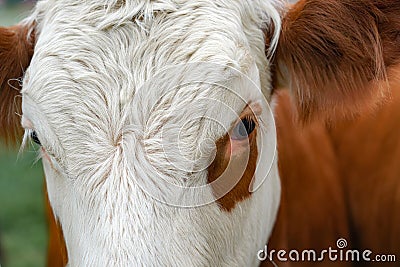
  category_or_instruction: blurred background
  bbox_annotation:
[0,2,45,267]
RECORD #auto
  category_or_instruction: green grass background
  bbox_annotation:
[0,4,47,267]
[0,144,46,267]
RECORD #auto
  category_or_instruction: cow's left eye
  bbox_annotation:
[231,117,256,140]
[30,130,41,146]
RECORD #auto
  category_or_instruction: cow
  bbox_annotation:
[0,0,399,266]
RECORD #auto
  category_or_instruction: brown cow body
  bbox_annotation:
[329,72,400,266]
[262,83,400,266]
[264,91,352,267]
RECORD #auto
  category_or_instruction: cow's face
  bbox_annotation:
[20,0,282,265]
[1,0,399,266]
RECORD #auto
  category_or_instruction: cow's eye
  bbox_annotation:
[30,130,41,146]
[231,117,256,140]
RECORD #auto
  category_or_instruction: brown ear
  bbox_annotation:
[0,24,35,144]
[275,0,400,121]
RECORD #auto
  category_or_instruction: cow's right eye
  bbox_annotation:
[231,117,256,140]
[30,130,41,146]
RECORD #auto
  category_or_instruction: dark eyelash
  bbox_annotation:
[243,115,253,121]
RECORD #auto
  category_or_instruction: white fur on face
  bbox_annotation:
[21,0,283,266]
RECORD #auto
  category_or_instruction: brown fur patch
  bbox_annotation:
[207,130,258,212]
[0,25,35,144]
[275,0,400,122]
[45,184,68,267]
